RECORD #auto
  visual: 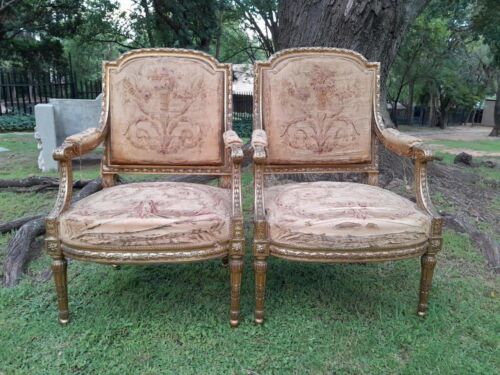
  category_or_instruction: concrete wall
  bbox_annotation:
[34,94,102,171]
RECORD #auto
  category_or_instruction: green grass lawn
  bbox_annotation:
[1,133,499,374]
[430,139,500,153]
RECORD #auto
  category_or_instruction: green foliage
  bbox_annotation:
[473,0,500,67]
[0,115,35,132]
[388,0,492,126]
[232,117,252,138]
[0,0,85,71]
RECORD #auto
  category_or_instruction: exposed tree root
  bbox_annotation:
[2,179,103,287]
[0,177,91,193]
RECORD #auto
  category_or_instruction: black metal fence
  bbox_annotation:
[390,106,483,127]
[233,92,253,121]
[0,69,101,115]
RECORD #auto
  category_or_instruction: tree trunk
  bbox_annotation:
[277,0,430,126]
[490,73,500,137]
[407,80,414,125]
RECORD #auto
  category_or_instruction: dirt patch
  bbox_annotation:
[404,125,494,141]
[379,149,499,272]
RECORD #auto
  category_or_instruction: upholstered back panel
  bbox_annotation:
[107,53,226,165]
[259,51,377,164]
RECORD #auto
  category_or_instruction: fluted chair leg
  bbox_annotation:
[417,253,437,317]
[229,257,243,327]
[52,257,69,324]
[254,257,268,324]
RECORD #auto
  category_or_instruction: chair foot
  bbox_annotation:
[59,315,70,325]
[229,257,243,327]
[52,258,69,325]
[417,253,436,317]
[254,258,268,325]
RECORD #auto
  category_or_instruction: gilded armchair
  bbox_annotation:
[251,48,443,324]
[45,49,245,327]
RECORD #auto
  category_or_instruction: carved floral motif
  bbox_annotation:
[109,57,224,165]
[263,57,374,163]
[59,182,233,248]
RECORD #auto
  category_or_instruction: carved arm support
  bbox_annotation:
[252,129,267,165]
[374,120,442,244]
[223,130,244,253]
[251,130,268,236]
[223,130,244,218]
[46,128,106,241]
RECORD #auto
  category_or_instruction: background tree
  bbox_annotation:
[234,0,278,56]
[388,1,490,128]
[472,0,500,136]
[0,0,84,71]
[277,0,431,125]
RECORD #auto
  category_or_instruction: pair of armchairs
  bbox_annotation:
[46,48,442,327]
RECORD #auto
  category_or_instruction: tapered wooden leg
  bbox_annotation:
[417,253,437,317]
[52,257,69,324]
[229,257,243,327]
[254,258,268,324]
[102,173,118,188]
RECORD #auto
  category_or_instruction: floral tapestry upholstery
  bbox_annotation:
[265,182,431,250]
[59,182,232,248]
[262,55,375,164]
[108,56,224,165]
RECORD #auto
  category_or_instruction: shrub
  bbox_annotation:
[233,116,252,139]
[0,115,36,132]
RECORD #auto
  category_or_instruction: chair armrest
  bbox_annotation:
[251,129,267,164]
[45,159,74,237]
[53,127,105,161]
[374,118,441,234]
[251,129,267,223]
[47,127,105,234]
[377,127,437,161]
[223,130,244,163]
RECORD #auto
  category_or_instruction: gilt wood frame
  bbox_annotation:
[252,48,443,324]
[45,49,245,327]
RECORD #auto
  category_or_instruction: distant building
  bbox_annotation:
[481,98,496,126]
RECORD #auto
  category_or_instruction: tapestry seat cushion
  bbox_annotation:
[59,182,232,248]
[265,181,431,250]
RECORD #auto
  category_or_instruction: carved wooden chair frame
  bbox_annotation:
[251,48,443,324]
[45,49,245,327]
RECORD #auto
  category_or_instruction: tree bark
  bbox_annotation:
[0,215,44,234]
[407,80,414,124]
[277,0,430,126]
[0,176,91,190]
[2,179,103,287]
[489,73,500,136]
